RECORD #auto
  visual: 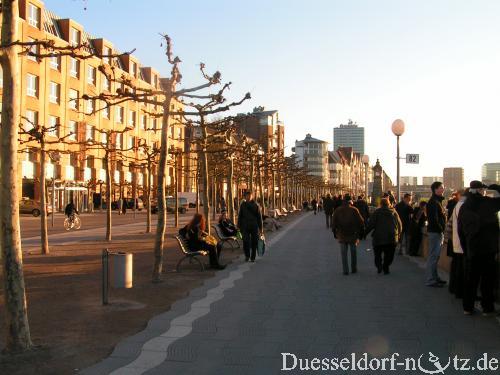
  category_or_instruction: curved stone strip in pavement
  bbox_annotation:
[83,212,310,375]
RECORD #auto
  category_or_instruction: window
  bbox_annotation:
[116,133,122,150]
[115,106,124,123]
[87,66,96,85]
[130,61,136,77]
[48,116,59,137]
[86,99,94,114]
[140,114,147,130]
[101,132,107,145]
[0,65,3,87]
[86,125,94,141]
[68,89,78,110]
[86,155,94,168]
[49,55,60,70]
[153,75,158,88]
[49,81,60,104]
[25,110,38,131]
[102,75,111,91]
[27,3,41,29]
[129,110,136,127]
[102,105,109,119]
[152,118,157,130]
[26,74,38,97]
[27,38,39,62]
[177,127,182,139]
[70,27,81,47]
[68,121,77,141]
[127,135,134,149]
[69,57,80,78]
[103,46,111,64]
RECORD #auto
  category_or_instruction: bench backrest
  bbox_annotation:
[174,234,190,254]
[282,208,289,214]
[212,224,224,239]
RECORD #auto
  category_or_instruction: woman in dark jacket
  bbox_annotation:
[218,211,238,237]
[408,201,427,256]
[365,198,402,274]
[180,213,225,270]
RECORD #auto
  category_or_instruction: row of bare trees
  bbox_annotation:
[0,0,348,353]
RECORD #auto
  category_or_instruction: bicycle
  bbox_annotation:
[64,213,81,230]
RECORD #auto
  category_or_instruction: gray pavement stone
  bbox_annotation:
[82,212,500,374]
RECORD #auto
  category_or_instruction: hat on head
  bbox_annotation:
[469,180,488,189]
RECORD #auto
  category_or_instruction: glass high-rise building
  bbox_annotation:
[482,163,500,184]
[333,120,365,154]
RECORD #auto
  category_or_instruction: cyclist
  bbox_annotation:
[64,201,79,224]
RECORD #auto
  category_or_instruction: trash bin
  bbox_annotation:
[111,252,133,288]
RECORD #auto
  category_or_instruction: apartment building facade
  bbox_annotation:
[4,0,186,211]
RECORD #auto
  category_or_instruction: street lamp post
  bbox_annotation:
[361,155,369,199]
[391,119,405,203]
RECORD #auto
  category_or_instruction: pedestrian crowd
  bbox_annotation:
[322,180,500,316]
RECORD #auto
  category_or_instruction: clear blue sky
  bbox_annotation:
[45,0,500,184]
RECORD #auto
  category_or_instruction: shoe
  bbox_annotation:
[427,283,444,288]
[463,310,474,315]
[377,267,382,274]
[437,279,447,285]
[383,269,390,275]
[351,269,357,274]
[343,272,349,275]
[482,310,495,317]
[245,257,250,262]
[250,259,255,263]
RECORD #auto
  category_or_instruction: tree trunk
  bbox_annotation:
[174,157,179,228]
[227,156,235,224]
[272,169,276,209]
[249,155,254,196]
[40,143,49,254]
[146,161,152,233]
[200,122,211,233]
[0,0,33,352]
[212,171,217,222]
[152,97,172,282]
[258,158,265,215]
[105,149,112,242]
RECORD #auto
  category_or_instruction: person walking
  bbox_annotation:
[238,191,263,262]
[408,201,427,256]
[458,181,500,315]
[394,193,413,255]
[425,181,447,288]
[332,194,365,275]
[365,198,402,274]
[311,198,318,215]
[354,195,370,223]
[448,189,466,298]
[323,193,335,229]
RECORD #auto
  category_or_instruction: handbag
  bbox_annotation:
[204,234,218,247]
[257,234,266,256]
[236,230,243,240]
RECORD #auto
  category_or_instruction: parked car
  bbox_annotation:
[150,197,188,214]
[111,198,144,211]
[19,198,53,217]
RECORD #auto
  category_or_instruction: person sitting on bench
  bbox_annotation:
[218,211,238,237]
[179,213,226,270]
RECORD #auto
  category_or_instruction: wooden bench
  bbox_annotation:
[174,234,208,272]
[291,205,301,212]
[274,209,288,220]
[212,224,240,251]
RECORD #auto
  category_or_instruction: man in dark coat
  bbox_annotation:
[323,193,335,229]
[458,181,500,315]
[425,181,447,287]
[394,193,414,255]
[238,191,263,262]
[332,195,365,275]
[354,195,370,223]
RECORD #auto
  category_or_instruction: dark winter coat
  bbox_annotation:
[237,200,263,232]
[323,197,335,215]
[332,203,365,243]
[365,207,403,246]
[457,194,500,258]
[426,194,446,233]
[354,199,370,221]
[394,201,413,232]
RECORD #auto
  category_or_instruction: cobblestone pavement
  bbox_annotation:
[82,212,500,375]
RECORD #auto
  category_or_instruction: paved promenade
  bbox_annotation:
[82,212,500,375]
